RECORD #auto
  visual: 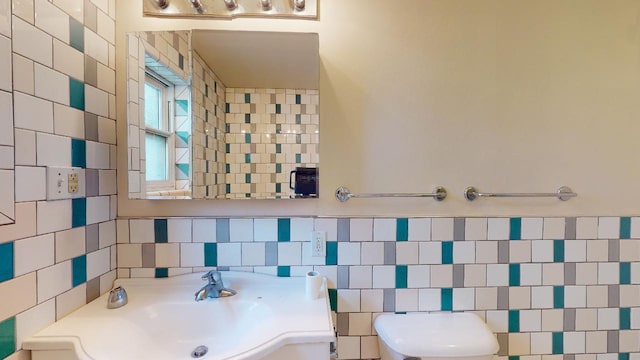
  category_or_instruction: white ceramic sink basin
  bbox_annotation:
[23,271,335,360]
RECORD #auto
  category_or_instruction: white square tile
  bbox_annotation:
[530,332,551,355]
[597,263,619,284]
[349,266,372,289]
[241,242,265,266]
[585,331,606,353]
[180,243,203,267]
[0,273,37,322]
[543,218,566,239]
[510,240,531,263]
[98,117,116,145]
[86,196,110,224]
[487,218,509,240]
[86,247,110,280]
[431,218,453,240]
[486,264,509,286]
[15,92,54,133]
[597,217,619,239]
[34,62,69,105]
[360,242,384,265]
[52,0,83,22]
[116,219,129,244]
[37,261,71,302]
[407,265,429,288]
[619,330,639,352]
[167,218,191,243]
[521,218,543,239]
[586,286,608,308]
[418,288,440,311]
[54,103,84,139]
[620,240,640,262]
[217,243,241,267]
[230,218,253,242]
[336,336,360,360]
[621,285,640,307]
[338,242,360,265]
[576,217,598,239]
[575,262,598,285]
[465,218,487,240]
[0,35,10,92]
[55,283,85,319]
[351,218,373,242]
[485,310,508,333]
[372,265,395,288]
[117,244,141,267]
[418,241,442,264]
[86,141,110,169]
[475,287,497,310]
[475,241,498,263]
[253,218,276,242]
[12,0,34,24]
[129,219,154,243]
[12,16,53,67]
[564,285,587,308]
[337,289,360,313]
[290,217,313,242]
[97,62,115,94]
[576,308,598,331]
[55,227,85,262]
[564,240,586,262]
[15,166,46,201]
[395,288,419,312]
[0,91,12,145]
[520,309,542,332]
[408,218,430,241]
[564,332,586,354]
[36,200,71,234]
[84,28,109,65]
[15,299,55,348]
[14,233,54,276]
[452,287,474,310]
[531,286,554,309]
[15,129,36,166]
[360,336,380,360]
[277,242,301,265]
[464,264,486,287]
[348,312,372,336]
[531,240,554,263]
[301,242,325,266]
[396,242,418,264]
[631,217,640,239]
[541,309,564,331]
[453,241,475,263]
[508,333,531,355]
[192,219,216,243]
[155,243,179,267]
[98,169,116,195]
[98,221,116,248]
[430,265,452,288]
[542,263,564,285]
[520,263,542,286]
[34,0,69,43]
[0,145,12,169]
[509,287,531,309]
[85,84,109,117]
[587,239,608,262]
[373,218,395,241]
[36,132,70,166]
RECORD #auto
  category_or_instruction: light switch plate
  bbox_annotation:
[46,167,86,200]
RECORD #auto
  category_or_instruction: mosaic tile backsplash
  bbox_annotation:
[116,216,640,360]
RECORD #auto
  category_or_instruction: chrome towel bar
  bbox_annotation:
[464,186,577,201]
[335,186,447,202]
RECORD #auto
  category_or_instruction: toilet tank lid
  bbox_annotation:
[374,313,499,357]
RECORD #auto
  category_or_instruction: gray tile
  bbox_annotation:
[84,0,97,33]
[85,113,99,142]
[383,289,395,312]
[497,287,509,310]
[265,242,278,266]
[564,355,575,360]
[216,219,230,242]
[565,217,576,240]
[496,333,509,356]
[384,242,396,265]
[147,33,155,47]
[498,241,509,264]
[217,266,229,271]
[564,308,576,331]
[86,277,100,302]
[142,244,155,268]
[85,169,99,197]
[608,239,620,262]
[337,219,350,242]
[453,264,464,288]
[608,285,620,307]
[173,33,180,50]
[453,218,465,241]
[337,266,349,289]
[86,224,99,253]
[607,330,619,353]
[564,263,576,285]
[84,55,98,88]
[336,313,349,336]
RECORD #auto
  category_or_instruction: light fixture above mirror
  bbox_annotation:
[143,0,318,19]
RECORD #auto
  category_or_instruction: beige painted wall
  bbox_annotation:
[117,0,640,217]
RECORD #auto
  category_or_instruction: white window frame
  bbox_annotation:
[144,72,176,192]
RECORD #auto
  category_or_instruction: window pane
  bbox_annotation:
[146,133,167,181]
[144,82,161,129]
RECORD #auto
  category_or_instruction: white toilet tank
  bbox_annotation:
[374,312,499,360]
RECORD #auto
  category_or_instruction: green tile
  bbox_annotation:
[620,262,631,285]
[245,113,250,124]
[69,18,84,52]
[553,240,564,262]
[275,183,281,193]
[72,255,87,287]
[176,163,189,176]
[441,288,452,311]
[204,243,217,266]
[225,164,230,174]
[245,133,251,143]
[509,357,520,360]
[178,54,184,70]
[155,268,168,278]
[69,78,85,111]
[225,103,230,113]
[620,353,630,360]
[620,307,631,330]
[509,263,520,286]
[245,154,251,163]
[245,174,251,184]
[0,317,15,359]
[176,131,189,144]
[175,100,188,116]
[295,94,301,104]
[620,217,631,239]
[441,241,453,264]
[509,217,521,240]
[154,219,168,243]
[72,198,86,228]
[396,218,408,241]
[295,153,301,163]
[328,288,337,311]
[552,332,563,354]
[275,104,281,114]
[225,184,231,193]
[225,144,230,153]
[326,242,337,265]
[276,164,282,173]
[244,93,250,103]
[553,286,564,308]
[278,218,291,242]
[0,242,13,283]
[277,266,290,277]
[396,265,408,288]
[508,310,520,332]
[276,144,282,153]
[71,138,86,168]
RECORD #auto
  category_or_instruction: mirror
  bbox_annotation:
[126,30,319,200]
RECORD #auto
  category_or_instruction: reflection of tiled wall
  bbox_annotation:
[0,1,118,358]
[191,51,226,199]
[175,86,190,191]
[126,31,190,199]
[116,216,640,360]
[225,88,319,199]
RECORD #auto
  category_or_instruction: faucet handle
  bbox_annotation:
[202,270,221,284]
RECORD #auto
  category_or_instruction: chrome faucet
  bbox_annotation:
[195,271,237,301]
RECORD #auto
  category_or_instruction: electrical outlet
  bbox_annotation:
[311,231,326,257]
[47,167,86,200]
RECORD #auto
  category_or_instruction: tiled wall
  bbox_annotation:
[0,0,118,359]
[0,0,13,225]
[116,216,640,360]
[224,88,319,199]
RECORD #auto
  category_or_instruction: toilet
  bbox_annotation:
[374,312,499,360]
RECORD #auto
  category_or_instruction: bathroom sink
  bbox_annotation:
[23,271,334,360]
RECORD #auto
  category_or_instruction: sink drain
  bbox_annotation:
[191,345,208,358]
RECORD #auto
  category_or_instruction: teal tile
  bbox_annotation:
[72,255,86,287]
[178,54,184,69]
[69,78,85,111]
[176,164,189,177]
[441,288,452,311]
[552,332,563,354]
[275,104,281,114]
[244,113,250,124]
[225,103,230,113]
[245,154,251,163]
[245,174,251,184]
[395,311,406,315]
[244,93,250,103]
[328,288,337,311]
[276,144,282,153]
[441,241,453,264]
[396,218,408,241]
[71,138,86,168]
[175,100,188,116]
[553,286,564,308]
[295,94,301,104]
[620,262,631,285]
[295,114,301,124]
[509,263,520,286]
[620,353,630,360]
[154,219,168,243]
[510,217,521,240]
[621,217,631,239]
[0,242,13,283]
[69,18,84,52]
[225,144,230,153]
[620,307,631,330]
[396,265,408,288]
[0,317,15,359]
[295,153,301,163]
[553,240,564,262]
[277,266,290,277]
[326,242,337,265]
[204,243,217,266]
[278,218,291,242]
[276,164,282,173]
[225,184,231,193]
[508,310,520,332]
[245,133,251,144]
[155,268,168,278]
[509,357,520,360]
[72,198,86,228]
[225,164,230,173]
[275,183,281,193]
